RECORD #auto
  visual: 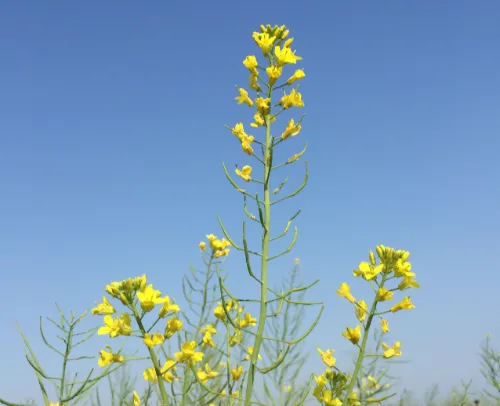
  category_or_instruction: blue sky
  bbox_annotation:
[1,1,499,403]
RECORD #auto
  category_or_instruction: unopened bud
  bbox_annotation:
[369,250,376,266]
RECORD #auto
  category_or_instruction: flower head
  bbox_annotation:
[390,296,415,313]
[136,284,166,312]
[342,325,362,344]
[287,69,305,84]
[235,165,252,182]
[92,296,116,315]
[336,282,356,303]
[317,348,336,368]
[382,342,402,358]
[175,341,204,366]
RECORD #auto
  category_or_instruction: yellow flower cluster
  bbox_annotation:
[313,246,420,404]
[199,234,231,258]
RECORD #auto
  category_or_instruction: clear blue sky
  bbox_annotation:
[1,1,499,403]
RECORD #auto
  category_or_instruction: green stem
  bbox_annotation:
[132,305,170,406]
[59,320,74,404]
[244,110,272,406]
[343,275,387,403]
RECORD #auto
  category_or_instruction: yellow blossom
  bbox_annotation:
[376,287,394,302]
[143,367,158,384]
[250,112,265,128]
[398,276,420,290]
[175,341,204,366]
[253,32,276,53]
[231,365,244,381]
[165,316,183,338]
[382,342,402,358]
[255,97,271,115]
[235,165,252,182]
[249,74,261,91]
[315,373,328,388]
[214,304,226,320]
[279,88,304,109]
[133,391,140,406]
[282,385,292,392]
[336,282,356,303]
[274,46,302,65]
[105,281,121,297]
[239,312,257,328]
[98,314,131,337]
[266,64,282,85]
[380,319,390,333]
[158,296,180,318]
[281,119,302,140]
[287,69,305,84]
[318,389,342,406]
[243,55,258,75]
[390,296,415,313]
[235,88,253,106]
[317,348,336,368]
[241,142,254,155]
[394,259,415,278]
[199,241,206,251]
[161,359,177,383]
[244,346,262,361]
[92,296,116,315]
[197,363,218,383]
[98,347,124,367]
[136,284,166,312]
[342,325,362,344]
[353,262,384,281]
[143,332,165,349]
[49,403,59,406]
[355,300,368,322]
[229,330,243,347]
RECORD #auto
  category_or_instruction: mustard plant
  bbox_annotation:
[480,334,500,404]
[0,306,123,406]
[313,245,420,405]
[200,23,323,406]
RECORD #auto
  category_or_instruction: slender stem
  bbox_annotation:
[244,105,273,406]
[59,321,74,404]
[343,274,387,403]
[131,304,170,406]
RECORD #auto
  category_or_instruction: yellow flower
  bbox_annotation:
[92,296,116,315]
[202,327,215,347]
[282,385,292,392]
[197,363,218,383]
[105,281,121,297]
[229,330,243,347]
[136,284,166,312]
[235,165,252,182]
[380,319,390,333]
[241,142,254,155]
[394,259,415,278]
[239,312,257,328]
[390,296,415,313]
[165,316,183,338]
[49,403,59,406]
[266,64,282,85]
[161,359,177,383]
[250,112,265,128]
[348,393,362,405]
[295,258,300,264]
[255,97,271,115]
[376,287,394,302]
[382,342,402,358]
[342,325,362,344]
[279,89,304,109]
[353,262,384,281]
[318,389,342,406]
[133,390,141,406]
[274,46,302,65]
[243,55,258,75]
[317,348,336,368]
[398,276,420,290]
[355,300,368,323]
[336,282,356,303]
[143,367,158,383]
[175,341,204,365]
[231,365,244,381]
[315,373,328,388]
[143,332,165,349]
[235,88,253,106]
[244,346,262,361]
[158,296,180,318]
[287,69,305,84]
[281,119,302,140]
[199,241,206,251]
[253,32,276,53]
[98,314,131,338]
[249,74,261,92]
[98,347,124,367]
[214,304,226,320]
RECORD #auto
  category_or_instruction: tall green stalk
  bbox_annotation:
[244,111,272,406]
